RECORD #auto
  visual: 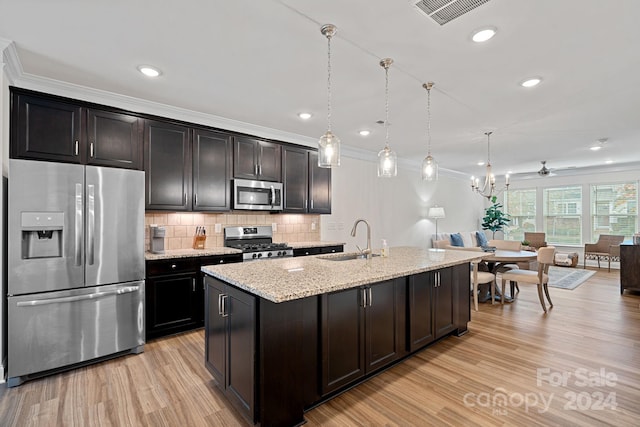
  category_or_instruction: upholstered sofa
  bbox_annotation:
[431,231,490,250]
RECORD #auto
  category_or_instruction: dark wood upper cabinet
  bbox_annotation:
[282,146,309,213]
[282,148,332,214]
[11,92,83,163]
[144,120,191,211]
[308,151,332,214]
[233,137,281,182]
[192,129,232,211]
[86,109,142,169]
[11,89,143,169]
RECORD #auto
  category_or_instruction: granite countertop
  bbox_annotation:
[287,241,346,249]
[145,247,242,261]
[202,246,489,303]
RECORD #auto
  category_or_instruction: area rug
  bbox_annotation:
[547,266,595,290]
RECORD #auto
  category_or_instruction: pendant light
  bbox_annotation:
[377,58,397,178]
[421,82,438,181]
[318,24,340,168]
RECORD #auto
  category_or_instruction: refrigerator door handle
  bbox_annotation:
[87,184,95,265]
[16,286,141,307]
[75,183,83,266]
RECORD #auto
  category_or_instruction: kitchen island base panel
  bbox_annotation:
[204,260,471,426]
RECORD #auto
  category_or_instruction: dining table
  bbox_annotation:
[477,249,538,302]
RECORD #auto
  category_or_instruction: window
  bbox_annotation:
[543,186,582,245]
[590,182,637,240]
[504,189,536,242]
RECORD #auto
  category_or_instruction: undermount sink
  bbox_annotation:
[318,252,381,261]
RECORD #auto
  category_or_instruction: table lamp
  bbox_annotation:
[428,206,446,237]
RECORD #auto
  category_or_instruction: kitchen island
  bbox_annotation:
[202,247,485,426]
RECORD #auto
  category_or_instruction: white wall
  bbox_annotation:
[0,43,10,382]
[320,155,485,252]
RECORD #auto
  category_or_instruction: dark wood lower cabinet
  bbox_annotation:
[203,263,470,427]
[620,244,640,294]
[145,254,242,339]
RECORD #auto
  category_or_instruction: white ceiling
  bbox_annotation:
[1,0,639,179]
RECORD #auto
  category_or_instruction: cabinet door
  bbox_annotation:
[408,272,434,351]
[434,268,456,339]
[308,151,332,214]
[321,287,365,394]
[144,120,191,210]
[146,272,199,339]
[233,137,260,179]
[11,92,83,163]
[282,146,308,213]
[257,141,281,182]
[193,129,232,211]
[86,109,142,169]
[365,279,404,372]
[225,285,256,418]
[205,277,226,386]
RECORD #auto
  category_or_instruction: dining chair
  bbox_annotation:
[488,239,522,295]
[524,232,547,249]
[471,259,496,311]
[500,246,556,313]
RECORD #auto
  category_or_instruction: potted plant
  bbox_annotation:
[481,196,511,239]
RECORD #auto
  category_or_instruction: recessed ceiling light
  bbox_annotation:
[520,77,542,88]
[590,146,602,151]
[297,112,312,120]
[137,65,161,77]
[605,160,613,164]
[359,130,371,136]
[471,27,497,43]
[477,161,485,166]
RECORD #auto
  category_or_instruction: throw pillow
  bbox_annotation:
[476,231,489,247]
[450,233,464,247]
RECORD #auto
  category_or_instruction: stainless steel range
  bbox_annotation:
[224,226,293,261]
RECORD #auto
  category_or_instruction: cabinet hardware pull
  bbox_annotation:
[184,193,187,205]
[171,264,177,269]
[90,142,94,158]
[368,287,373,307]
[221,295,229,317]
[192,278,196,292]
[219,259,224,263]
[311,200,314,210]
[254,164,258,176]
[361,288,367,307]
[194,194,198,206]
[75,140,79,156]
[218,293,224,315]
[259,164,262,176]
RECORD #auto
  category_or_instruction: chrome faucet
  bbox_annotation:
[350,218,372,259]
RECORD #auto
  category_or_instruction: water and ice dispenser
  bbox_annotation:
[21,212,64,259]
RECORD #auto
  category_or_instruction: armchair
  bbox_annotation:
[583,234,625,272]
[524,232,547,249]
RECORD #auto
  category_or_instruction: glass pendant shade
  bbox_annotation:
[422,154,438,181]
[318,130,341,167]
[377,146,397,177]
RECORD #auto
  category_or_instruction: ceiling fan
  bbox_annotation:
[538,161,553,177]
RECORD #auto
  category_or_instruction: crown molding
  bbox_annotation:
[0,38,21,84]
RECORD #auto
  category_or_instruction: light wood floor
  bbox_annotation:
[2,268,639,426]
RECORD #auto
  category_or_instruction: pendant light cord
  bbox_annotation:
[427,84,432,156]
[486,131,492,166]
[384,63,390,149]
[327,32,332,132]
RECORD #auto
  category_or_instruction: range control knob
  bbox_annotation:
[252,253,258,259]
[257,253,263,258]
[267,252,273,258]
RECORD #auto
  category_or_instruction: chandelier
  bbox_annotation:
[421,82,438,181]
[377,58,397,178]
[318,24,340,168]
[471,131,510,200]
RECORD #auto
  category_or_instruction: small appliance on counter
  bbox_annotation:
[150,225,166,254]
[633,233,640,245]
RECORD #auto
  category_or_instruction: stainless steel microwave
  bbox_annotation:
[233,179,283,211]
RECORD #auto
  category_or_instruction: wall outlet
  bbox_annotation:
[215,223,222,233]
[272,223,277,232]
[311,221,317,231]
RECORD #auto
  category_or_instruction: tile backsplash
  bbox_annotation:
[145,212,321,251]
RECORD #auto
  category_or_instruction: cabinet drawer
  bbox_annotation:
[146,259,200,276]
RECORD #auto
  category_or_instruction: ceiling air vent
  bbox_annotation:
[412,0,492,25]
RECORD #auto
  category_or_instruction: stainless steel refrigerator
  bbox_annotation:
[7,159,145,387]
